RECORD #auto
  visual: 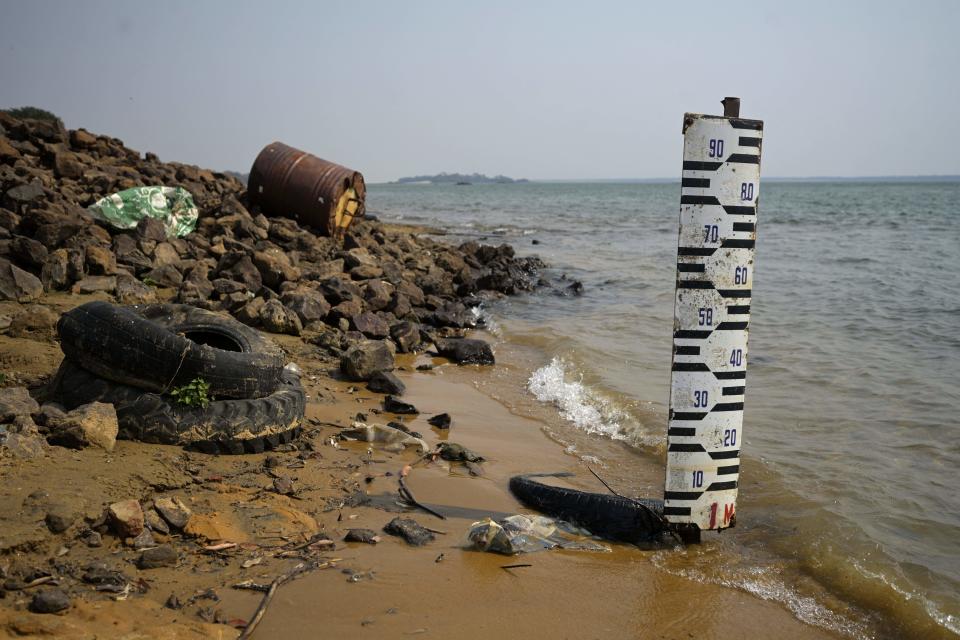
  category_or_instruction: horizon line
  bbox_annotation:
[370,174,960,185]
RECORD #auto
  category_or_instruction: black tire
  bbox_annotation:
[509,474,665,543]
[50,359,305,453]
[57,301,284,399]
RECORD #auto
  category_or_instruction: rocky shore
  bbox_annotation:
[0,112,550,636]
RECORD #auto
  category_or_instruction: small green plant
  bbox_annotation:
[170,377,211,408]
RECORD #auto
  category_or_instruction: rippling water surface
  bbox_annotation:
[368,180,960,638]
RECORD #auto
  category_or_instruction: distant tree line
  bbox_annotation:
[395,172,528,184]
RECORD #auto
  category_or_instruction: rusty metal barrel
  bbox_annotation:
[247,142,366,236]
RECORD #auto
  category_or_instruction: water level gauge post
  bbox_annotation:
[663,97,764,544]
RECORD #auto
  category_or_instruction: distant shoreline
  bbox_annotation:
[368,175,960,186]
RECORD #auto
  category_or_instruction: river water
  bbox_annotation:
[367,180,960,638]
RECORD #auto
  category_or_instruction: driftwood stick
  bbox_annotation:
[398,475,446,520]
[238,561,328,639]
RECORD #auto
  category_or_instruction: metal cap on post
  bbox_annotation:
[722,96,741,117]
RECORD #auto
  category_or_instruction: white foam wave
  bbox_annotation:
[527,357,630,441]
[853,561,960,635]
[651,553,871,639]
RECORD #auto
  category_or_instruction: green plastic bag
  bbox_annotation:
[87,186,198,237]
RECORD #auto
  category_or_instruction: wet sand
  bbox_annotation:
[0,295,842,640]
[227,367,843,640]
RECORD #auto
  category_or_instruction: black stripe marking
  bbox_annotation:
[717,465,740,475]
[723,205,756,216]
[713,402,744,412]
[681,177,711,188]
[678,280,714,289]
[674,345,700,356]
[721,239,755,249]
[665,491,702,500]
[730,119,763,131]
[717,289,751,298]
[683,160,723,171]
[706,480,738,491]
[722,386,745,396]
[738,136,761,147]
[668,427,697,437]
[681,195,721,206]
[677,263,705,273]
[714,371,746,380]
[669,443,705,452]
[674,329,712,339]
[732,222,755,232]
[709,449,741,459]
[678,247,717,257]
[670,411,707,421]
[716,321,748,330]
[672,362,710,372]
[663,506,692,516]
[726,305,750,315]
[726,153,760,164]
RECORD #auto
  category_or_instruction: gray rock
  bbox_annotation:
[131,528,156,549]
[108,499,144,538]
[280,289,330,324]
[363,280,393,311]
[434,337,495,365]
[82,531,103,547]
[367,371,405,396]
[144,508,170,535]
[138,544,177,569]
[253,248,300,288]
[272,476,295,495]
[427,413,452,430]
[47,402,118,452]
[30,588,70,614]
[154,496,192,530]
[115,274,157,304]
[143,264,182,289]
[383,517,434,546]
[320,276,361,304]
[0,257,43,302]
[340,341,394,381]
[217,252,262,293]
[389,321,421,353]
[6,304,58,338]
[136,217,167,243]
[85,245,117,275]
[41,249,71,291]
[5,181,46,211]
[152,242,180,267]
[0,386,39,422]
[45,505,74,534]
[351,311,389,339]
[259,299,302,335]
[71,275,117,295]
[344,528,380,544]
[1,432,45,458]
[383,396,418,415]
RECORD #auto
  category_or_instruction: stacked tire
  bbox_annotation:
[52,301,305,453]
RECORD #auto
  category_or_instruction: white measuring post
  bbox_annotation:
[663,97,763,544]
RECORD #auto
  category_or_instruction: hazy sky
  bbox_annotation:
[2,1,958,182]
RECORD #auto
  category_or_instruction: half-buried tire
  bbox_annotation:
[50,359,305,454]
[57,301,284,399]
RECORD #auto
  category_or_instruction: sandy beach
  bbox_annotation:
[1,286,840,639]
